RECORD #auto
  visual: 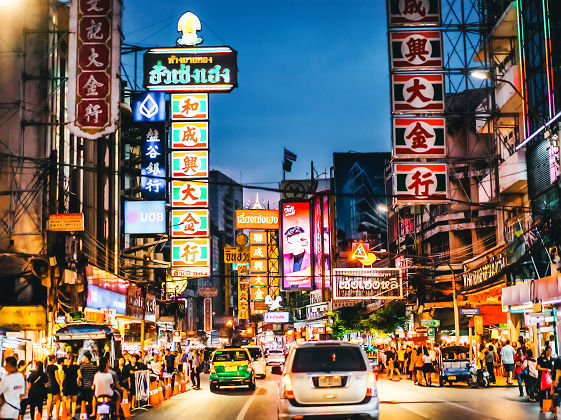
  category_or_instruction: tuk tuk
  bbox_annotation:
[439,345,470,387]
[55,322,122,366]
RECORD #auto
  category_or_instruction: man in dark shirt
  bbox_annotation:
[78,352,97,418]
[123,354,143,410]
[164,350,176,375]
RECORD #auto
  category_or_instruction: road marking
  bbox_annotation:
[235,388,259,420]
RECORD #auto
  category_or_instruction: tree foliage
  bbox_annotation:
[329,301,408,336]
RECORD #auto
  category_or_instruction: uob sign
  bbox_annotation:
[124,201,166,234]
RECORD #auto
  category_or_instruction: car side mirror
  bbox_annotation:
[271,366,282,375]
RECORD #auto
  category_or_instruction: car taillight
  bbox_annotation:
[210,363,215,373]
[366,371,377,397]
[281,373,295,399]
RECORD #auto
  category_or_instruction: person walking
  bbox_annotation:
[46,355,62,420]
[397,346,406,378]
[501,340,516,386]
[190,350,201,389]
[26,361,48,420]
[485,345,497,384]
[421,347,435,386]
[386,347,400,381]
[0,357,25,420]
[61,354,79,419]
[78,352,96,419]
[538,346,555,409]
[414,347,424,385]
[522,349,539,401]
[514,347,526,397]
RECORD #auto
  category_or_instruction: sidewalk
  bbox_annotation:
[378,371,514,387]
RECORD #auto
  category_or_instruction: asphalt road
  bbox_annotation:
[136,372,544,420]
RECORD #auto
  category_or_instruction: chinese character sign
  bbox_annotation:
[390,31,443,70]
[140,123,166,199]
[393,117,445,158]
[238,276,249,319]
[171,94,208,120]
[143,47,238,92]
[391,73,444,113]
[68,0,121,140]
[393,162,447,203]
[281,201,312,290]
[171,238,210,267]
[387,0,441,27]
[171,150,209,178]
[171,122,209,149]
[171,180,208,207]
[170,209,209,237]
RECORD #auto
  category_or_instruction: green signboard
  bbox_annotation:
[420,319,440,328]
[427,327,435,338]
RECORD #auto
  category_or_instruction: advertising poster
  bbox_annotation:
[322,195,332,288]
[313,196,323,289]
[281,201,312,290]
[333,153,389,256]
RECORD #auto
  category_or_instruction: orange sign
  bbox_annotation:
[48,213,85,231]
[236,210,279,230]
[249,231,267,245]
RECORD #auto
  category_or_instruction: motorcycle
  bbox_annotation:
[467,364,490,388]
[96,395,114,420]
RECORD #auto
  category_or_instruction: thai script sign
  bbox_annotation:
[224,246,249,264]
[140,123,166,199]
[48,213,85,231]
[235,210,280,230]
[389,30,443,70]
[171,94,208,120]
[393,162,447,203]
[263,312,289,323]
[68,0,121,139]
[387,0,441,27]
[171,122,209,149]
[462,249,506,290]
[391,73,444,113]
[393,117,446,158]
[143,47,238,92]
[333,268,403,300]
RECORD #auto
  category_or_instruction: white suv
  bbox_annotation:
[278,341,379,420]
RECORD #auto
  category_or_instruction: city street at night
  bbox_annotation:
[136,372,542,420]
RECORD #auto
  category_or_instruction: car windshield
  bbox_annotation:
[245,347,262,359]
[292,346,367,373]
[268,350,282,356]
[212,350,249,362]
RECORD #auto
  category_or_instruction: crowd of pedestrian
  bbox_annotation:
[0,346,207,420]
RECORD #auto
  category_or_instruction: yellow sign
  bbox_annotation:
[351,243,368,260]
[224,246,249,263]
[236,210,279,230]
[250,245,267,259]
[249,231,267,245]
[0,306,46,331]
[48,213,84,231]
[250,259,267,273]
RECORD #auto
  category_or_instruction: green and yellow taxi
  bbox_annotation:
[209,347,256,391]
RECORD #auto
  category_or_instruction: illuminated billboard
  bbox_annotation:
[171,122,209,149]
[171,180,209,207]
[132,92,166,122]
[171,150,209,178]
[124,200,166,234]
[170,209,209,237]
[171,94,208,120]
[281,201,312,290]
[235,210,279,230]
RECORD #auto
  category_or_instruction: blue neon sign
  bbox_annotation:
[132,92,166,122]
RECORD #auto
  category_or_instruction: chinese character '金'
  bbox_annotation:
[182,155,198,173]
[405,78,431,103]
[405,37,429,62]
[406,122,433,149]
[181,99,199,115]
[407,170,434,195]
[403,0,426,16]
[83,74,104,96]
[181,213,198,233]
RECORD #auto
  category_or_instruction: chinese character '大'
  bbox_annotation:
[406,79,431,103]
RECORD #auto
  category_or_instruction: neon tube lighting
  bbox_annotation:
[516,110,561,150]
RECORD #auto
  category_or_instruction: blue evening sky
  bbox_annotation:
[122,0,389,204]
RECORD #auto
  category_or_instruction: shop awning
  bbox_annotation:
[468,305,507,327]
[502,281,532,306]
[501,274,561,306]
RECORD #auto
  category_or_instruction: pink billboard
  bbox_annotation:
[281,201,312,290]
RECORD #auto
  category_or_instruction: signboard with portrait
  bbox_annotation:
[143,47,238,92]
[281,201,312,290]
[333,268,403,300]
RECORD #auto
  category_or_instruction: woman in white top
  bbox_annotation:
[521,349,539,401]
[421,346,435,386]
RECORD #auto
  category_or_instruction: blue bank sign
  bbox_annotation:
[87,285,126,315]
[124,200,166,234]
[132,92,166,122]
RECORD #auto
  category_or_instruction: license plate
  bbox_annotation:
[225,365,238,372]
[318,376,342,388]
[447,376,456,380]
[98,405,110,415]
[483,372,489,377]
